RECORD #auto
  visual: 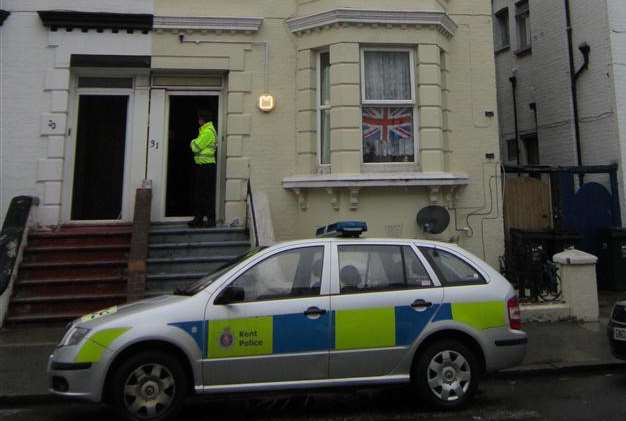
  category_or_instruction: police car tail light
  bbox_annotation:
[507,296,522,330]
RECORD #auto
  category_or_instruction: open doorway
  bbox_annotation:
[166,95,219,217]
[71,95,128,220]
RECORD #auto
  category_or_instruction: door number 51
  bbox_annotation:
[150,139,159,150]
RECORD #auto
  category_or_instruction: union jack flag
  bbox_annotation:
[362,107,413,144]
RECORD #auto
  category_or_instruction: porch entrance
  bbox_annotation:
[146,89,222,222]
[71,95,129,220]
[165,95,219,217]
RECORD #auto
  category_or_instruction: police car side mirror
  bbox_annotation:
[215,286,245,305]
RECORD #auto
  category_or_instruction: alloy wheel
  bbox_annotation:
[123,363,176,419]
[426,349,471,402]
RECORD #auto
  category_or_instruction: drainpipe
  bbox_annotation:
[509,76,521,167]
[565,0,591,183]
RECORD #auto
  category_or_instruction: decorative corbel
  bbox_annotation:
[349,188,360,211]
[429,186,441,204]
[293,188,308,211]
[445,186,456,207]
[326,188,340,211]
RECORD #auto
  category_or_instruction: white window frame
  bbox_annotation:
[359,47,418,165]
[317,50,331,167]
[360,47,416,105]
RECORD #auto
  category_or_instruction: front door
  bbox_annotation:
[329,242,443,379]
[147,91,221,221]
[71,94,129,220]
[203,245,331,386]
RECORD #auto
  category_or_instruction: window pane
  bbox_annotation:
[320,52,330,106]
[420,248,485,286]
[321,109,331,165]
[364,51,411,101]
[495,9,510,49]
[403,246,433,288]
[362,107,414,163]
[231,247,324,302]
[338,245,432,293]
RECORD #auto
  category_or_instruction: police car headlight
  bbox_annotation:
[60,327,90,347]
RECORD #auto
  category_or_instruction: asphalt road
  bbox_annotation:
[2,369,626,421]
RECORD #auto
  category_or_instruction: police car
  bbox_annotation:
[48,221,527,421]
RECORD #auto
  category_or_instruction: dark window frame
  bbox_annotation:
[494,7,511,52]
[515,0,532,54]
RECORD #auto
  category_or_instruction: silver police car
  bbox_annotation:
[48,222,527,421]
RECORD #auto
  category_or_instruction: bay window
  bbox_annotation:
[361,48,416,163]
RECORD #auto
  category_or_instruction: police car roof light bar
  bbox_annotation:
[316,221,368,238]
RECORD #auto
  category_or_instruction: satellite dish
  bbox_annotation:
[417,206,450,235]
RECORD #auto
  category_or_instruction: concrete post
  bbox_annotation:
[553,248,599,322]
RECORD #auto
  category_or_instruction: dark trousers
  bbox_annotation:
[192,164,216,221]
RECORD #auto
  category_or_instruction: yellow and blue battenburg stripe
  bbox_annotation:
[169,301,505,358]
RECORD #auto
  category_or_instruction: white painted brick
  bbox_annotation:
[47,136,65,158]
[50,91,69,113]
[37,159,63,181]
[44,69,70,91]
[43,181,62,205]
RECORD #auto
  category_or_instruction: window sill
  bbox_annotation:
[514,46,532,57]
[283,172,468,210]
[495,45,511,55]
[282,171,469,189]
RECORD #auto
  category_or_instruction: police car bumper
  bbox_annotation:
[47,348,110,402]
[485,331,528,372]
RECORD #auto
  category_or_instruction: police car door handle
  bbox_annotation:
[304,307,327,317]
[411,299,432,309]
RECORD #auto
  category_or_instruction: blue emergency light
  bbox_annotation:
[316,221,368,238]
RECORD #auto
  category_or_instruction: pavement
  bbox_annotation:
[1,291,625,404]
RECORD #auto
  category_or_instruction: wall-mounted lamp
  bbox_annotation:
[258,94,275,112]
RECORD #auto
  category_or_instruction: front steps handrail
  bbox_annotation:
[0,196,39,327]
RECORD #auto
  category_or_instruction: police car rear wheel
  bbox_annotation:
[414,340,479,409]
[111,351,188,421]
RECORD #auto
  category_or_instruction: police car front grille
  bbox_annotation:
[612,304,626,323]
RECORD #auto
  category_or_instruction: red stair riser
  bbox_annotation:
[18,265,126,281]
[22,249,129,263]
[27,235,131,248]
[15,280,126,298]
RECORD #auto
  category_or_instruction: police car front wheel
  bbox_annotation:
[111,350,189,421]
[414,340,479,409]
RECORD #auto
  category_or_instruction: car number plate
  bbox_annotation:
[614,327,626,341]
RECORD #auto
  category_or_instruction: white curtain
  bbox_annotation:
[364,51,411,101]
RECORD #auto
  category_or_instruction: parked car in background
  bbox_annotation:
[608,300,626,360]
[48,222,527,421]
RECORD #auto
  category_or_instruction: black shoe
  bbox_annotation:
[188,218,202,228]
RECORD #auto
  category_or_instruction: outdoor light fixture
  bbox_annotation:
[258,94,275,112]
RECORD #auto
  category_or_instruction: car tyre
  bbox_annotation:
[111,350,188,421]
[413,339,479,409]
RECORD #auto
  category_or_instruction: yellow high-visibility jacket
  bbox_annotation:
[190,122,216,165]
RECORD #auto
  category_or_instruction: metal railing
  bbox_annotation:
[246,180,260,248]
